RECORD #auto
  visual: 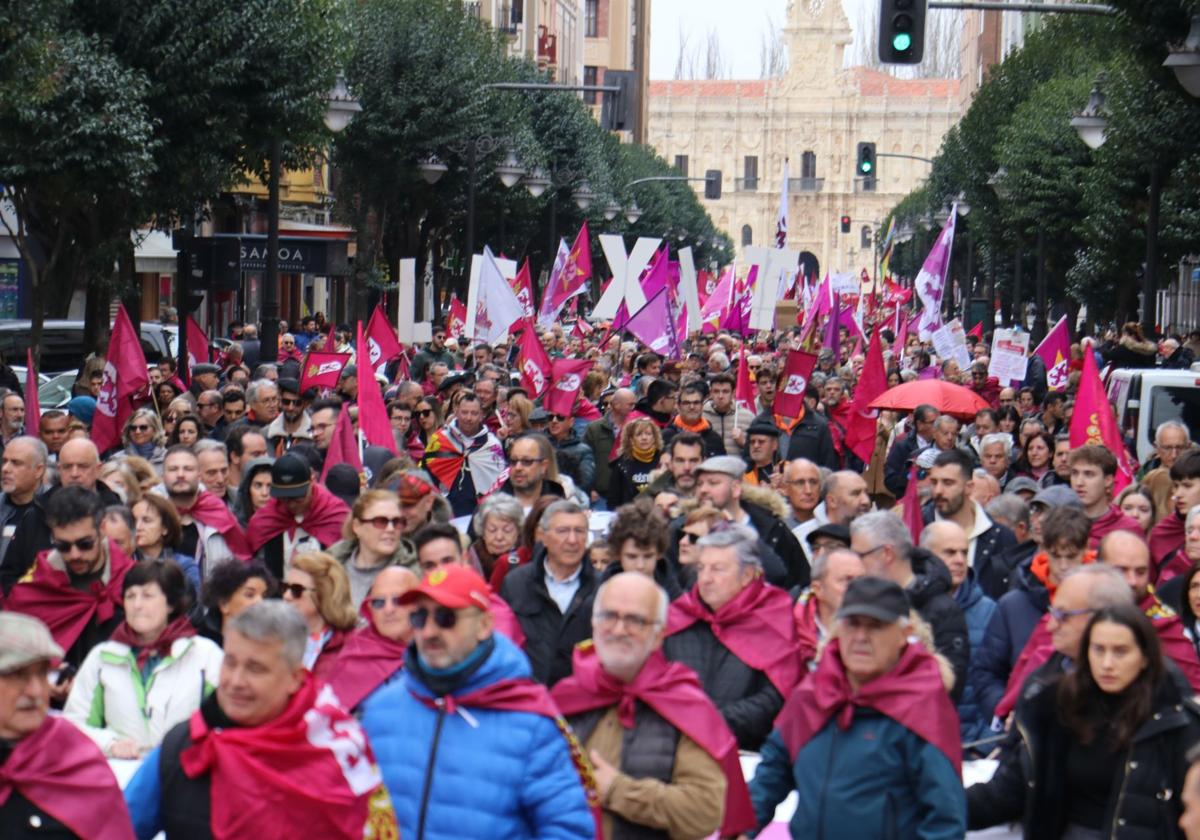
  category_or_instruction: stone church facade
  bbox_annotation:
[646,0,961,277]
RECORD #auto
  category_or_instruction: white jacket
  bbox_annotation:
[64,634,224,755]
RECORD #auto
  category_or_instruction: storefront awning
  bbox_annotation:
[279,219,355,240]
[133,229,177,274]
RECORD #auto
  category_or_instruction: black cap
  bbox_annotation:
[340,365,357,379]
[270,452,313,498]
[325,463,362,507]
[193,363,220,376]
[806,523,851,548]
[747,419,781,439]
[837,576,910,624]
[277,377,301,396]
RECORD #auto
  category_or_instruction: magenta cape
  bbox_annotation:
[247,483,351,551]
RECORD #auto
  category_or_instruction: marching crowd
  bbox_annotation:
[4,313,1200,839]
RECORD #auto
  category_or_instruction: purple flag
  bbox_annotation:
[824,292,841,354]
[915,204,958,340]
[1034,315,1071,391]
[626,288,681,359]
[641,248,670,299]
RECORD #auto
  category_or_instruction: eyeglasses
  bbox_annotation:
[858,544,888,558]
[368,595,406,610]
[281,582,310,599]
[510,457,545,467]
[52,536,96,554]
[130,424,152,432]
[594,610,658,632]
[359,516,403,531]
[1047,605,1093,623]
[549,415,567,423]
[281,398,301,407]
[410,606,458,630]
[416,409,434,417]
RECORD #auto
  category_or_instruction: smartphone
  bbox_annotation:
[54,663,77,686]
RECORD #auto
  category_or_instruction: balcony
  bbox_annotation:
[734,177,759,192]
[788,177,824,192]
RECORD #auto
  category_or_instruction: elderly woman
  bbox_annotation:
[117,407,167,469]
[607,417,662,508]
[132,493,201,592]
[64,561,223,758]
[196,560,275,644]
[282,551,359,680]
[466,493,525,580]
[327,489,418,608]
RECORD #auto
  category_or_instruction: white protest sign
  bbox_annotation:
[932,318,971,371]
[988,328,1030,385]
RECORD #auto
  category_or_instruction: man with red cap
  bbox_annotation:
[0,612,135,839]
[552,572,756,839]
[361,564,596,840]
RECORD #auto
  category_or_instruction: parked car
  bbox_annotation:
[0,320,174,375]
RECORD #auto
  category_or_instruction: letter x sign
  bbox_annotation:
[592,235,661,321]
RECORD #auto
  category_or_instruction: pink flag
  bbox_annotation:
[640,247,671,300]
[92,305,149,453]
[364,304,402,369]
[570,318,593,340]
[538,222,593,327]
[24,348,39,423]
[734,346,755,415]
[544,359,594,417]
[701,267,733,333]
[517,322,552,399]
[185,316,210,381]
[843,327,887,464]
[510,258,536,319]
[914,204,958,340]
[300,351,352,392]
[1070,339,1134,493]
[355,321,397,453]
[773,351,817,418]
[1034,315,1071,391]
[446,296,467,339]
[598,301,629,350]
[625,288,681,359]
[321,402,363,482]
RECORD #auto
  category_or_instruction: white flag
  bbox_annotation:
[475,246,525,344]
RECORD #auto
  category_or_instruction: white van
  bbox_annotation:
[1107,367,1200,466]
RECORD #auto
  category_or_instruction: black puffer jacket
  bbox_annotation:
[907,548,970,702]
[662,616,783,751]
[499,548,597,687]
[968,657,1200,840]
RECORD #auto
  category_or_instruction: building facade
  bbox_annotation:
[646,0,960,276]
[583,0,651,143]
[468,0,586,85]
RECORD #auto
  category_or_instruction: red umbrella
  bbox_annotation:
[867,380,990,420]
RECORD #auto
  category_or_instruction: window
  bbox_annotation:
[743,156,758,190]
[674,155,689,177]
[585,0,598,37]
[741,225,753,246]
[583,66,598,104]
[801,151,816,179]
[861,226,873,249]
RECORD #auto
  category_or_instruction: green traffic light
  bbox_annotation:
[860,161,873,173]
[892,32,913,52]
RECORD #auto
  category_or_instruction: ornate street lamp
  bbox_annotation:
[603,200,622,222]
[1071,73,1109,150]
[523,166,551,198]
[571,181,596,211]
[624,201,642,225]
[418,155,448,185]
[324,74,363,133]
[1165,16,1200,98]
[495,149,526,188]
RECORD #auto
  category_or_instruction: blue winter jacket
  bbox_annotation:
[955,571,998,747]
[748,708,966,839]
[361,634,594,840]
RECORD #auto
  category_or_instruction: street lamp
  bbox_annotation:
[1165,16,1200,98]
[418,155,448,185]
[624,201,642,225]
[1071,73,1109,150]
[495,149,526,188]
[571,181,596,211]
[522,167,551,198]
[324,74,363,133]
[603,200,621,221]
[987,167,1010,200]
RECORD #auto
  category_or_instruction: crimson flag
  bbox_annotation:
[772,350,817,418]
[517,321,552,399]
[321,401,363,481]
[363,304,402,369]
[843,327,888,464]
[544,359,594,417]
[92,305,149,453]
[734,346,755,415]
[24,348,40,426]
[447,296,467,339]
[510,258,536,319]
[185,316,210,383]
[355,321,397,453]
[299,351,352,392]
[1071,338,1135,493]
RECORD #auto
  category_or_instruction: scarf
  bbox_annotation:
[326,624,407,711]
[246,483,351,551]
[129,440,157,459]
[424,419,509,500]
[792,589,822,667]
[174,489,253,561]
[776,638,961,773]
[630,443,659,463]
[108,614,197,672]
[0,716,135,840]
[672,415,712,434]
[552,646,756,836]
[1088,505,1143,550]
[1029,549,1096,599]
[180,677,392,840]
[1,540,133,654]
[1150,512,1186,577]
[666,578,801,695]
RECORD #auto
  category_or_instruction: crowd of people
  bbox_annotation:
[3,312,1200,839]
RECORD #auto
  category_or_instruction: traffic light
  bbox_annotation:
[856,142,876,177]
[601,70,637,134]
[840,215,851,234]
[879,0,927,65]
[704,170,722,200]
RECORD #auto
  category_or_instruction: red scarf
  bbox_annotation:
[175,490,253,561]
[108,614,197,671]
[777,638,961,773]
[1150,513,1186,579]
[552,646,756,836]
[1088,505,1143,551]
[0,716,135,840]
[326,624,407,711]
[247,483,351,551]
[666,578,801,695]
[1,541,133,654]
[180,677,391,840]
[792,590,822,668]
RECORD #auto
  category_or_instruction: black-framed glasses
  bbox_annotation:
[281,582,310,599]
[52,536,96,554]
[359,516,403,531]
[416,409,434,417]
[410,606,458,630]
[281,397,302,407]
[368,595,406,610]
[549,414,568,423]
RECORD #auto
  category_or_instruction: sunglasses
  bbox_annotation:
[130,424,153,432]
[416,409,434,417]
[281,582,311,599]
[549,415,567,423]
[368,595,406,610]
[53,536,96,554]
[681,531,704,544]
[410,606,458,630]
[359,516,403,530]
[281,398,301,406]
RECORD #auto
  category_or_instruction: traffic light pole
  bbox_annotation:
[928,1,1114,13]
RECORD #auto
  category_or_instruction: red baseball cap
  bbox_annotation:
[399,565,492,611]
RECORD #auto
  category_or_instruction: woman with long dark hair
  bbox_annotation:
[970,603,1200,838]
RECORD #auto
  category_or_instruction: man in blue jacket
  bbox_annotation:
[747,576,966,839]
[362,564,595,840]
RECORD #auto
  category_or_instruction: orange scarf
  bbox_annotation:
[773,408,804,435]
[673,416,711,434]
[1030,549,1096,597]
